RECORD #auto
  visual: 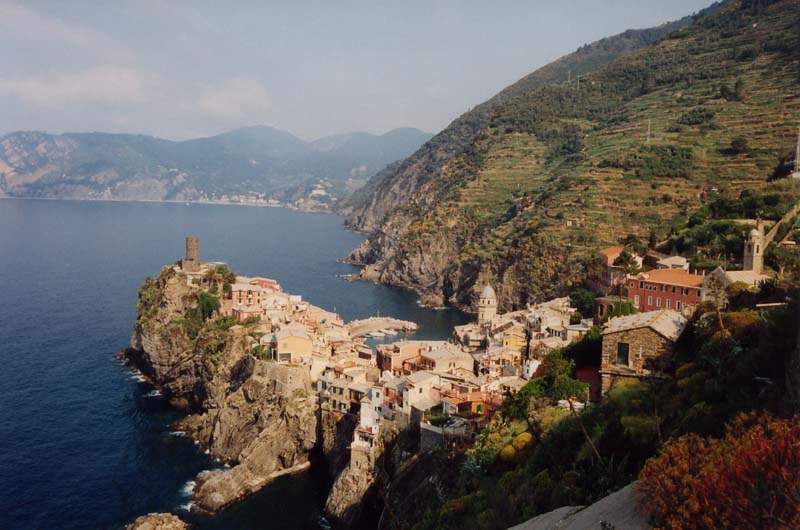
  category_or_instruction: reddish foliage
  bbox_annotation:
[637,412,800,530]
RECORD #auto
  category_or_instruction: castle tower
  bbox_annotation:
[743,221,764,274]
[182,236,200,272]
[477,283,498,324]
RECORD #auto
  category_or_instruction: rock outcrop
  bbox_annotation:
[125,266,321,514]
[507,483,649,530]
[125,513,187,530]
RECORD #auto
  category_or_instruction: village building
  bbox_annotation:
[453,323,486,350]
[376,340,450,375]
[401,371,441,417]
[417,347,474,373]
[656,255,689,270]
[702,267,771,307]
[594,295,634,325]
[477,345,523,377]
[263,327,314,363]
[598,245,643,287]
[599,310,687,395]
[248,276,282,292]
[626,269,704,315]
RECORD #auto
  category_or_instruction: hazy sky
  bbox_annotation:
[0,1,713,141]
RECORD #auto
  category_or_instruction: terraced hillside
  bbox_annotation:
[345,0,800,310]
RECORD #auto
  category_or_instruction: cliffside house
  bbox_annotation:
[264,328,314,363]
[626,269,705,315]
[599,310,687,395]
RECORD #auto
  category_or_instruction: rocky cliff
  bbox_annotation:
[126,266,320,513]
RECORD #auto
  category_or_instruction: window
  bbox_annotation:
[661,285,666,292]
[647,295,653,305]
[634,295,640,305]
[616,343,630,366]
[419,388,423,394]
[672,286,677,294]
[639,281,644,289]
[676,301,681,310]
[666,299,671,309]
[656,297,661,307]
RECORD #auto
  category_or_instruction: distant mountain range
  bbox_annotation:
[0,126,432,209]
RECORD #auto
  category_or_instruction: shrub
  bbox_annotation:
[637,412,800,530]
[677,107,716,126]
[730,136,749,154]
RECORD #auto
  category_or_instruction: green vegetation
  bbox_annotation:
[346,0,800,310]
[250,344,273,361]
[414,271,800,529]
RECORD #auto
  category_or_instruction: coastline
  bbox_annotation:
[0,195,339,216]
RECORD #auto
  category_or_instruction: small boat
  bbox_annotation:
[381,329,398,336]
[368,331,386,338]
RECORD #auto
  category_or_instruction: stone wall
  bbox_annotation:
[600,327,673,394]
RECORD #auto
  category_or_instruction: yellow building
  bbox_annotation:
[267,329,313,363]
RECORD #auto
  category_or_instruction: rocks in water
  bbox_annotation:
[125,513,187,530]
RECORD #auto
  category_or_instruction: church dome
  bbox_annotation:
[480,284,497,302]
[749,228,760,238]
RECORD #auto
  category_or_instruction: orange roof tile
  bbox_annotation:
[638,269,704,287]
[598,245,624,266]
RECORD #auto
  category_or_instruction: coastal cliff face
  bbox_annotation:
[126,266,320,514]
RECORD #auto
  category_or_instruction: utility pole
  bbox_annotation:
[795,126,800,174]
[568,70,571,84]
[792,126,800,179]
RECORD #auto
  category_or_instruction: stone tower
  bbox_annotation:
[183,236,200,272]
[477,283,498,324]
[743,221,764,274]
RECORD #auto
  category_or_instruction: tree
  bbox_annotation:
[569,287,596,316]
[197,292,220,321]
[730,136,749,154]
[648,230,659,250]
[613,249,640,274]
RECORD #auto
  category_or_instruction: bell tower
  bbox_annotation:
[743,221,764,274]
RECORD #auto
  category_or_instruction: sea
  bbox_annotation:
[0,199,469,530]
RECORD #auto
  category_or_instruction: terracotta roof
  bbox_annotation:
[602,309,687,341]
[599,245,624,266]
[637,269,704,287]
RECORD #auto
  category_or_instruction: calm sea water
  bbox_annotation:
[0,199,469,530]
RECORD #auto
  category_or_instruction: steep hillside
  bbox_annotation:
[344,0,800,310]
[342,9,703,231]
[0,126,432,209]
